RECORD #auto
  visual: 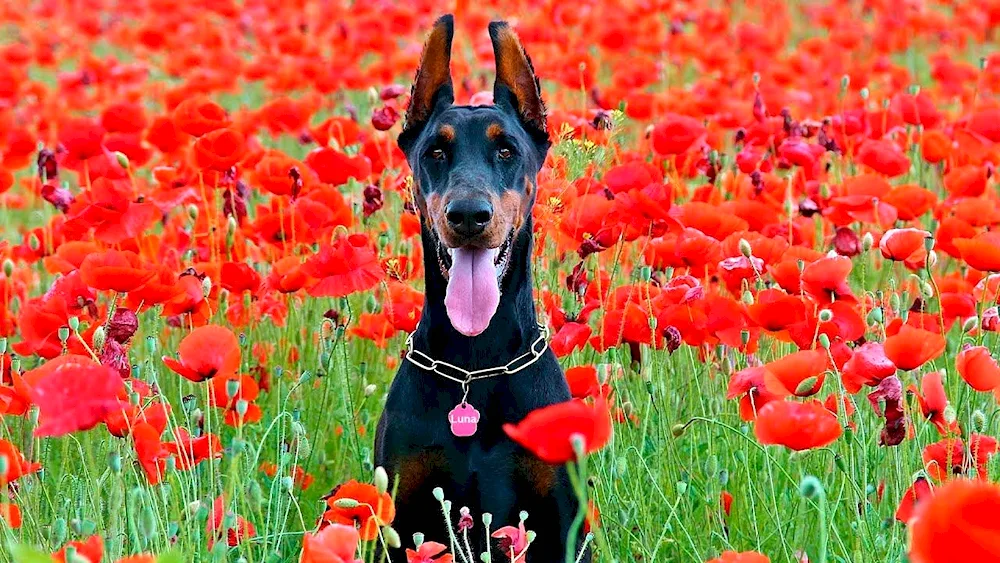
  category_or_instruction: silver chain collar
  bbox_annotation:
[404,323,550,403]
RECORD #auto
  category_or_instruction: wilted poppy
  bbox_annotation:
[753,400,842,451]
[504,398,613,464]
[162,325,242,382]
[841,342,897,393]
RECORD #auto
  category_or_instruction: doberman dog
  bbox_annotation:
[375,14,588,563]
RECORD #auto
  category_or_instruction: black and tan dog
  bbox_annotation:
[374,14,587,562]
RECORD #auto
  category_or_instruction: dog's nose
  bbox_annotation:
[445,199,493,238]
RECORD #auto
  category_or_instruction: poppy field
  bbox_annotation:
[4,0,1000,561]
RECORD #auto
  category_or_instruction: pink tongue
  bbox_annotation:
[445,247,500,336]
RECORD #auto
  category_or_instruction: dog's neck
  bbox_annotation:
[412,215,540,369]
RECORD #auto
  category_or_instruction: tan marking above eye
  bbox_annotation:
[486,123,504,140]
[438,124,455,141]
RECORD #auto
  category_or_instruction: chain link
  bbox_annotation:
[404,324,550,388]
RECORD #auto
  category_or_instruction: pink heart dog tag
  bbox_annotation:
[448,403,480,437]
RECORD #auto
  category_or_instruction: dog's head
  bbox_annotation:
[399,15,550,337]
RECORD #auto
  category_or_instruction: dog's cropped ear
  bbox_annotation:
[489,21,547,140]
[399,14,455,153]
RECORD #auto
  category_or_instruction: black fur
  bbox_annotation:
[374,14,588,563]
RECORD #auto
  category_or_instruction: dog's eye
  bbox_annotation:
[497,147,513,160]
[430,148,446,161]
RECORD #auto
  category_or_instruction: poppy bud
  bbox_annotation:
[719,470,729,486]
[0,456,7,476]
[972,410,987,433]
[58,326,70,344]
[280,476,294,492]
[737,238,753,258]
[187,204,199,220]
[28,233,39,251]
[818,333,830,349]
[235,399,249,417]
[860,88,869,100]
[52,517,68,545]
[943,405,957,425]
[412,532,425,549]
[201,276,212,297]
[2,259,12,277]
[0,338,5,354]
[740,330,750,346]
[799,475,823,499]
[741,290,754,306]
[963,316,979,333]
[377,232,390,249]
[145,335,157,354]
[374,466,389,495]
[519,510,529,523]
[862,232,874,252]
[834,455,847,473]
[705,455,718,475]
[570,432,587,459]
[482,512,493,528]
[444,500,452,512]
[818,309,834,322]
[114,151,130,169]
[92,326,107,352]
[526,530,537,544]
[671,423,686,437]
[640,265,652,281]
[927,250,937,269]
[920,281,934,298]
[139,505,157,540]
[432,487,445,502]
[383,526,401,549]
[889,293,901,313]
[795,376,819,396]
[840,75,850,92]
[226,379,240,399]
[676,481,688,496]
[867,307,884,326]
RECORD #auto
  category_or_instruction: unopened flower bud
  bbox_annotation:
[374,466,389,495]
[818,309,834,322]
[799,475,823,499]
[333,498,359,509]
[738,238,752,258]
[115,151,130,169]
[383,526,401,549]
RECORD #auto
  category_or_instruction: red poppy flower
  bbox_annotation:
[953,231,1000,272]
[220,262,262,294]
[162,325,242,382]
[551,322,593,357]
[207,494,256,548]
[650,114,705,155]
[841,342,897,393]
[856,139,911,177]
[322,480,395,541]
[801,256,856,304]
[302,523,362,563]
[565,365,604,400]
[762,349,829,397]
[879,228,930,270]
[706,551,770,563]
[492,520,529,560]
[956,345,1000,392]
[884,325,946,371]
[53,535,104,563]
[912,370,957,435]
[192,128,247,172]
[0,502,21,528]
[0,439,40,482]
[406,541,454,563]
[909,479,1000,563]
[895,476,933,524]
[503,397,613,464]
[79,250,155,293]
[304,234,384,298]
[305,147,373,186]
[31,362,124,437]
[727,366,784,421]
[753,400,842,451]
[172,96,230,137]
